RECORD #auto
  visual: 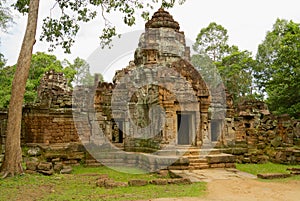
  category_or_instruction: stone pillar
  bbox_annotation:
[200,98,211,148]
[163,103,175,144]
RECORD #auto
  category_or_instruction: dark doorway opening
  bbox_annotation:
[177,113,191,145]
[211,120,222,142]
[112,120,123,143]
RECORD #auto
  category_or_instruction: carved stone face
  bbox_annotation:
[146,49,158,64]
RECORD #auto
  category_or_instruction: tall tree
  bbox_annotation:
[193,22,232,62]
[1,0,184,177]
[64,57,93,86]
[255,19,300,118]
[215,49,257,104]
[1,0,40,177]
[192,23,256,104]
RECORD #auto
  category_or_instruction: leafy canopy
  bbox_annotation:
[193,22,232,62]
[255,19,300,118]
[0,0,13,33]
[13,0,185,53]
[192,22,256,104]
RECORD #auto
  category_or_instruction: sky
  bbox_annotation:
[1,0,300,81]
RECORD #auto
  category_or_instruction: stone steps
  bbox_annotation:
[168,147,236,170]
[82,146,236,171]
[84,159,102,167]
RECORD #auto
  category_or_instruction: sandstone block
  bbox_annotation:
[60,167,72,174]
[25,170,37,174]
[257,173,291,179]
[167,178,192,185]
[128,179,148,186]
[39,169,54,176]
[37,162,53,171]
[26,161,38,171]
[53,163,63,172]
[150,179,168,185]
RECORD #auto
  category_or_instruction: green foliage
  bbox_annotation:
[193,22,232,62]
[0,52,64,107]
[192,23,257,104]
[13,0,185,52]
[191,53,223,92]
[63,57,95,86]
[0,52,104,108]
[26,52,65,103]
[215,49,257,104]
[0,0,13,32]
[0,56,14,108]
[255,19,300,118]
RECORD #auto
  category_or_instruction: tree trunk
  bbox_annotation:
[0,0,40,177]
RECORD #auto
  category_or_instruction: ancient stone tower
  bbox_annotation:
[94,8,210,152]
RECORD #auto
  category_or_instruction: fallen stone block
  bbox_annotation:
[26,161,38,171]
[167,178,192,185]
[150,179,168,185]
[290,171,300,175]
[27,147,42,156]
[25,170,37,174]
[257,173,291,179]
[287,168,300,175]
[96,176,128,189]
[60,167,72,174]
[287,168,300,171]
[128,179,148,186]
[38,169,54,176]
[37,162,53,171]
[53,163,63,172]
[104,180,128,188]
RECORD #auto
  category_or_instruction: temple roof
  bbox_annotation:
[145,8,180,31]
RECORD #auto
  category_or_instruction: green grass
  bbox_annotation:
[236,162,300,182]
[0,166,206,201]
[236,162,300,175]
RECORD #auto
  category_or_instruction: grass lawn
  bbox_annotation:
[0,166,206,201]
[236,162,300,181]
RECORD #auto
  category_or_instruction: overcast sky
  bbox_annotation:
[1,0,300,80]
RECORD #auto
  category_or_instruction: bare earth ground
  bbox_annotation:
[151,169,300,201]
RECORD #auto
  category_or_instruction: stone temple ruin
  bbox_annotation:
[0,8,300,172]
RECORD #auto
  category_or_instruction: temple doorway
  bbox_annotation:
[177,113,193,145]
[210,119,222,142]
[112,120,124,143]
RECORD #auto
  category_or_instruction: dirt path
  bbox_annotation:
[153,179,300,201]
[204,178,300,201]
[152,169,300,201]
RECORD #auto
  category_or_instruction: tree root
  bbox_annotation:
[1,171,10,179]
[1,163,24,179]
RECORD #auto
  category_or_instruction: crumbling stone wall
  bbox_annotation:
[224,100,300,164]
[36,70,72,108]
[22,70,91,145]
[23,108,80,144]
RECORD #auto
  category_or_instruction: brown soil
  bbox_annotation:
[152,178,300,201]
